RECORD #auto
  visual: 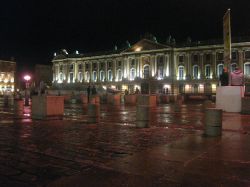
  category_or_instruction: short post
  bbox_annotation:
[136,105,150,128]
[204,108,222,136]
[87,104,100,123]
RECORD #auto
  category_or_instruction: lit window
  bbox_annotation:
[78,72,82,82]
[244,62,250,76]
[108,70,112,81]
[205,65,211,78]
[231,63,237,72]
[143,65,150,79]
[117,69,122,81]
[93,71,97,82]
[130,68,135,80]
[85,72,90,82]
[217,64,224,77]
[178,66,184,80]
[100,71,105,81]
[69,72,74,83]
[193,65,199,79]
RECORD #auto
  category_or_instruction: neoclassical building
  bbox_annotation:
[52,38,250,95]
[0,59,16,95]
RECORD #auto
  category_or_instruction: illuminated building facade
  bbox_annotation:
[0,60,16,95]
[52,38,250,95]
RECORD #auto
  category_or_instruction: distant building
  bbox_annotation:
[34,64,53,88]
[0,59,16,95]
[51,37,250,95]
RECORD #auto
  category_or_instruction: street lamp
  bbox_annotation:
[24,75,31,106]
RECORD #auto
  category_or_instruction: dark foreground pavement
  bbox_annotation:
[0,100,250,187]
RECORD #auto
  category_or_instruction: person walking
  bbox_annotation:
[87,84,91,103]
[91,85,97,95]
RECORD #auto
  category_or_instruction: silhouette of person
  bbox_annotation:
[87,84,91,103]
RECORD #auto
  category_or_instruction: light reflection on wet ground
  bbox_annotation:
[0,98,250,186]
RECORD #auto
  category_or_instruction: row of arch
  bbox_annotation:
[177,62,250,80]
[57,65,152,83]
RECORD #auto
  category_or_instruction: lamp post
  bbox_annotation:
[24,75,31,106]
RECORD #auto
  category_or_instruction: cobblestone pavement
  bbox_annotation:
[0,99,250,186]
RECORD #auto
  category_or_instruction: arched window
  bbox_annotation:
[117,69,122,81]
[217,64,224,77]
[143,65,150,79]
[108,70,112,81]
[205,64,211,79]
[178,66,184,80]
[78,64,82,70]
[59,72,63,83]
[85,71,90,82]
[78,72,82,82]
[69,72,74,83]
[93,71,97,82]
[69,64,74,72]
[231,63,237,72]
[244,62,250,76]
[130,68,135,80]
[100,71,105,82]
[157,55,164,79]
[193,65,199,79]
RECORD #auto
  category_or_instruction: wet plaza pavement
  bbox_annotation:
[0,98,250,186]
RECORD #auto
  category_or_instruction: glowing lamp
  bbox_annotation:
[24,75,31,81]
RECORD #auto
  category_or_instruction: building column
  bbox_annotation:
[238,49,244,70]
[200,54,204,79]
[97,62,100,82]
[74,61,78,82]
[212,51,217,79]
[164,55,168,77]
[136,57,140,78]
[105,61,108,81]
[150,55,156,77]
[83,62,86,83]
[172,53,177,79]
[140,56,143,78]
[65,63,69,82]
[113,59,116,81]
[126,58,129,79]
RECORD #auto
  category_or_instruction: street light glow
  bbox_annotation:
[24,75,31,81]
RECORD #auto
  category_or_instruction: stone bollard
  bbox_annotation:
[32,96,64,119]
[136,105,150,128]
[91,95,100,105]
[204,108,222,136]
[241,97,250,114]
[124,94,137,105]
[137,95,156,107]
[87,104,100,123]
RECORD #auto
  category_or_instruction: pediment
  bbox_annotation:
[122,39,170,53]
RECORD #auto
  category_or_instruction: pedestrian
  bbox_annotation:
[91,85,97,95]
[135,87,140,94]
[87,84,91,103]
[125,89,129,95]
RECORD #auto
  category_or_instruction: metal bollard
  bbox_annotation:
[87,104,100,123]
[136,105,150,128]
[204,108,222,136]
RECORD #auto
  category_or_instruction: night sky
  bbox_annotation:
[1,0,250,72]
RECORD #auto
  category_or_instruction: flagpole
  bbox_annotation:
[223,8,231,83]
